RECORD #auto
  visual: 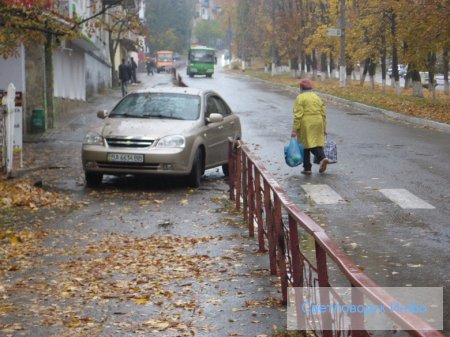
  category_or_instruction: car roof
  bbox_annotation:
[134,86,211,96]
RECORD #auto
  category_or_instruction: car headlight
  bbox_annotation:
[155,135,185,148]
[83,131,104,145]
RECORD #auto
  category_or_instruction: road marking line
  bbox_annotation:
[301,184,346,204]
[379,189,435,209]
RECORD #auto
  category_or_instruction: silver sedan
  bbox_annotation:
[82,86,241,187]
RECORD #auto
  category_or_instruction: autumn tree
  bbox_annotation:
[235,0,260,67]
[0,0,143,112]
[219,0,449,98]
[193,20,224,48]
[395,0,450,98]
[276,0,303,77]
[145,0,195,54]
[0,1,81,58]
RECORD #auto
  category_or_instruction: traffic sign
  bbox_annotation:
[327,28,342,36]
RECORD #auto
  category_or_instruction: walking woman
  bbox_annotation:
[291,79,329,174]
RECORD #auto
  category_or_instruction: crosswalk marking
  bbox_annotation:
[379,188,435,209]
[301,184,346,204]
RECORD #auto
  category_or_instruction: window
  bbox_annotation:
[206,96,219,117]
[212,97,231,117]
[111,93,200,120]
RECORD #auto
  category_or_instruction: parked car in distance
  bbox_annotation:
[419,71,439,88]
[82,87,242,187]
[388,64,407,78]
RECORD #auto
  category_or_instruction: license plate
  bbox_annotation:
[107,153,144,163]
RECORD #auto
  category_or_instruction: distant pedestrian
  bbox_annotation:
[130,57,138,83]
[118,58,131,97]
[291,79,329,174]
[146,59,154,76]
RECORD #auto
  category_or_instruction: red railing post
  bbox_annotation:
[254,171,266,252]
[351,286,365,336]
[288,214,304,288]
[274,196,288,305]
[288,214,306,333]
[315,241,333,337]
[264,181,277,275]
[235,145,242,210]
[242,153,248,224]
[228,140,235,201]
[247,159,255,238]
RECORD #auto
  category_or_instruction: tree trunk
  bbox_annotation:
[443,48,449,95]
[426,52,437,99]
[305,54,312,74]
[320,52,328,79]
[369,60,376,90]
[312,50,317,79]
[380,38,387,92]
[109,30,118,87]
[390,9,400,95]
[329,52,334,78]
[290,56,299,78]
[346,61,353,85]
[360,58,369,86]
[44,34,54,129]
[404,64,411,89]
[411,70,424,97]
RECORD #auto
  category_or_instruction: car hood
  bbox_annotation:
[100,118,199,138]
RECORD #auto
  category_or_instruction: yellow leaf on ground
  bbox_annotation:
[132,295,151,305]
[143,319,170,330]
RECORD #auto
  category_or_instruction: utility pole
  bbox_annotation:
[339,0,346,87]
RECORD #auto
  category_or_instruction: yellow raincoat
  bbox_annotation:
[292,91,326,149]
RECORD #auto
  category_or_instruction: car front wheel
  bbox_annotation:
[187,149,203,188]
[85,172,103,187]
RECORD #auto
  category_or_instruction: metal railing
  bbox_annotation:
[227,138,444,337]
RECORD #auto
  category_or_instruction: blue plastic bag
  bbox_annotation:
[284,138,304,167]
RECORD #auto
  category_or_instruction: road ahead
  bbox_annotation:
[158,65,450,331]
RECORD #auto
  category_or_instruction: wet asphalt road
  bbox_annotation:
[176,65,450,332]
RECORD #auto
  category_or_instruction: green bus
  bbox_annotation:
[187,46,216,78]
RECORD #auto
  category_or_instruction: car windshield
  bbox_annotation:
[190,50,215,63]
[110,93,201,120]
[157,55,172,62]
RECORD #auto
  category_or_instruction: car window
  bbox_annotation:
[206,96,219,117]
[212,97,231,116]
[110,93,200,120]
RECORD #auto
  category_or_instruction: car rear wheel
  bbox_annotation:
[85,172,103,187]
[187,149,203,188]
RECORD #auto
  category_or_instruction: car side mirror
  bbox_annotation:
[97,110,108,119]
[206,113,223,124]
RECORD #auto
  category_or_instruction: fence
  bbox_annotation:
[227,138,444,337]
